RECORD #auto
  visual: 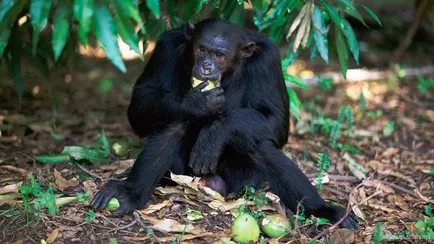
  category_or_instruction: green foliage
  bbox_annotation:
[76,190,91,203]
[383,120,395,137]
[318,77,333,90]
[414,218,434,239]
[36,129,112,165]
[359,90,365,114]
[19,174,58,222]
[417,76,434,94]
[85,209,96,222]
[424,205,434,217]
[338,105,353,129]
[237,186,268,221]
[0,0,378,117]
[316,152,331,191]
[372,222,383,244]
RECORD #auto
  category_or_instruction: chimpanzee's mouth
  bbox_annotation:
[192,75,221,88]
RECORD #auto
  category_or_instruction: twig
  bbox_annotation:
[107,216,138,232]
[133,211,146,228]
[75,163,103,180]
[311,178,369,240]
[323,186,348,199]
[382,181,419,199]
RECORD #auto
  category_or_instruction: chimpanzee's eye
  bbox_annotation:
[216,52,224,57]
[199,46,206,52]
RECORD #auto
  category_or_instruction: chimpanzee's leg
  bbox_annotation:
[219,141,358,230]
[91,122,193,215]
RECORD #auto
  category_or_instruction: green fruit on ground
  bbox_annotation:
[261,214,293,238]
[112,140,129,157]
[106,197,120,211]
[231,213,260,243]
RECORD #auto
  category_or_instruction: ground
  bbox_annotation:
[0,7,434,244]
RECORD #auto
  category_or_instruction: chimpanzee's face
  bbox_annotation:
[187,21,255,84]
[192,35,234,83]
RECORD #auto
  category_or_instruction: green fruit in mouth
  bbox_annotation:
[192,77,216,92]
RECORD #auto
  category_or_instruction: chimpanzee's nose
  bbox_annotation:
[201,66,212,75]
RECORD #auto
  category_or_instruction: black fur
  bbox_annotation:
[91,19,357,230]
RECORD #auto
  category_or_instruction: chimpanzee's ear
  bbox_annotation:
[185,22,195,40]
[240,42,256,58]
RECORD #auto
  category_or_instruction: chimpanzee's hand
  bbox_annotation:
[181,82,225,119]
[91,180,137,216]
[189,124,223,174]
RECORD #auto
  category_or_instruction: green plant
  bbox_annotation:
[417,76,434,94]
[316,152,331,191]
[0,0,379,119]
[372,222,383,244]
[414,218,434,239]
[18,174,58,222]
[84,209,96,222]
[237,186,268,220]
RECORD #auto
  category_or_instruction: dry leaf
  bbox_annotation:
[0,181,22,195]
[140,200,172,214]
[329,229,355,244]
[151,219,204,235]
[0,165,28,178]
[286,3,309,40]
[381,148,399,158]
[46,228,60,244]
[207,198,246,212]
[114,159,135,175]
[54,169,78,190]
[343,153,369,180]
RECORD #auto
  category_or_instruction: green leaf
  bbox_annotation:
[30,0,54,54]
[0,0,28,56]
[62,146,111,165]
[312,5,328,63]
[229,2,245,26]
[167,0,183,28]
[250,0,267,11]
[286,86,301,120]
[53,0,73,61]
[0,0,17,23]
[335,25,348,79]
[0,27,11,56]
[284,73,310,88]
[343,19,359,64]
[338,0,366,26]
[282,38,300,70]
[111,0,144,29]
[113,11,143,59]
[361,5,382,27]
[146,0,160,18]
[36,154,70,163]
[73,0,94,45]
[372,222,383,244]
[92,3,126,72]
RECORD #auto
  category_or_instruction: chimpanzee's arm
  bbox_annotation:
[127,28,190,136]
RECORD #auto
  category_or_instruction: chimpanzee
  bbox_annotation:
[91,19,357,230]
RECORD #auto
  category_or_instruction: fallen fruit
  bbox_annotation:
[192,77,216,92]
[112,140,129,157]
[231,213,260,243]
[106,197,120,211]
[261,214,293,238]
